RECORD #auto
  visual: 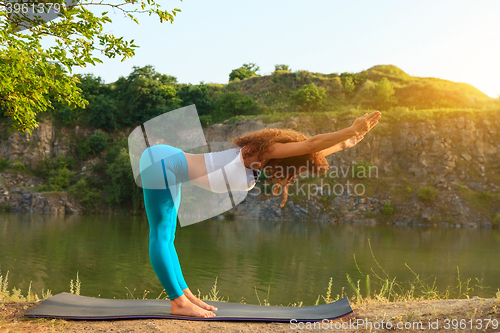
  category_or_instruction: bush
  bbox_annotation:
[177,83,215,116]
[229,63,260,82]
[69,179,102,213]
[87,94,119,132]
[213,91,258,120]
[339,72,367,97]
[198,115,213,127]
[104,147,143,210]
[274,64,291,72]
[376,77,397,110]
[382,201,394,216]
[290,83,326,111]
[38,168,75,192]
[418,186,438,203]
[12,162,26,172]
[54,106,80,126]
[77,130,110,160]
[0,158,10,172]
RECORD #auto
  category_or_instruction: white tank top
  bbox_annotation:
[204,148,258,193]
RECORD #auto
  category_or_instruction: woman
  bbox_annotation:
[141,111,381,318]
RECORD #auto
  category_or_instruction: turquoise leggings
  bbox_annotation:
[140,145,190,299]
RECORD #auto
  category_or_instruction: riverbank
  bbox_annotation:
[1,296,499,332]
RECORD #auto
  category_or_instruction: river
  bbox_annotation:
[0,213,499,305]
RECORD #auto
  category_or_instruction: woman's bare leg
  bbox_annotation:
[170,294,216,317]
[183,288,218,311]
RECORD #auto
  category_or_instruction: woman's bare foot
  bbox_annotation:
[171,295,215,318]
[183,288,218,311]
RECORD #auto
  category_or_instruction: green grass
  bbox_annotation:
[418,186,438,203]
[2,246,493,308]
[458,187,500,220]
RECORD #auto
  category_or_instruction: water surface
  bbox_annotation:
[0,213,499,305]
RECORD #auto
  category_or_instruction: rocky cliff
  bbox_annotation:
[1,111,499,227]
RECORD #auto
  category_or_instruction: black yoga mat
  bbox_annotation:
[25,292,353,322]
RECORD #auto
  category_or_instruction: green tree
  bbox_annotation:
[0,0,181,133]
[274,64,291,72]
[87,94,119,132]
[114,65,181,125]
[339,72,367,97]
[177,82,215,116]
[214,91,257,120]
[229,63,260,82]
[376,77,396,110]
[290,83,327,111]
[105,147,143,210]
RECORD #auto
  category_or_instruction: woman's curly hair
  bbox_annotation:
[232,128,329,207]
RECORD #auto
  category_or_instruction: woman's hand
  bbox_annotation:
[350,111,381,135]
[341,135,364,149]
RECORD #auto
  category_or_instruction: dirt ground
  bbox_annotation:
[1,297,499,332]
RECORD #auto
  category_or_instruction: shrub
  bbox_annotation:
[77,130,110,160]
[290,83,326,112]
[177,83,215,116]
[198,115,213,127]
[88,130,110,153]
[229,63,260,82]
[339,72,367,96]
[87,94,119,132]
[214,91,257,120]
[376,77,397,110]
[274,64,291,72]
[69,179,102,213]
[0,158,10,172]
[12,162,26,172]
[38,168,75,192]
[418,186,438,203]
[104,148,143,210]
[382,201,394,216]
[54,106,80,126]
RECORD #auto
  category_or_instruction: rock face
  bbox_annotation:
[205,114,500,227]
[1,113,499,226]
[0,185,82,215]
[204,116,500,183]
[0,120,75,169]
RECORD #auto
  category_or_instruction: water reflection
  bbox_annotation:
[0,213,499,305]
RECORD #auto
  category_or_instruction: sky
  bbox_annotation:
[71,0,500,98]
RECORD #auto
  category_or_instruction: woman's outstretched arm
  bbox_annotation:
[321,134,365,157]
[265,111,381,160]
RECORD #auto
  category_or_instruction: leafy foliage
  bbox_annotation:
[37,154,76,192]
[177,83,215,116]
[0,0,181,133]
[114,65,181,125]
[0,158,10,171]
[229,63,260,82]
[339,72,367,97]
[418,186,438,203]
[214,91,258,120]
[274,64,291,72]
[376,78,397,110]
[290,83,326,111]
[104,147,143,211]
[77,130,110,160]
[69,179,102,213]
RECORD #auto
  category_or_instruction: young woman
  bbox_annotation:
[140,111,381,318]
